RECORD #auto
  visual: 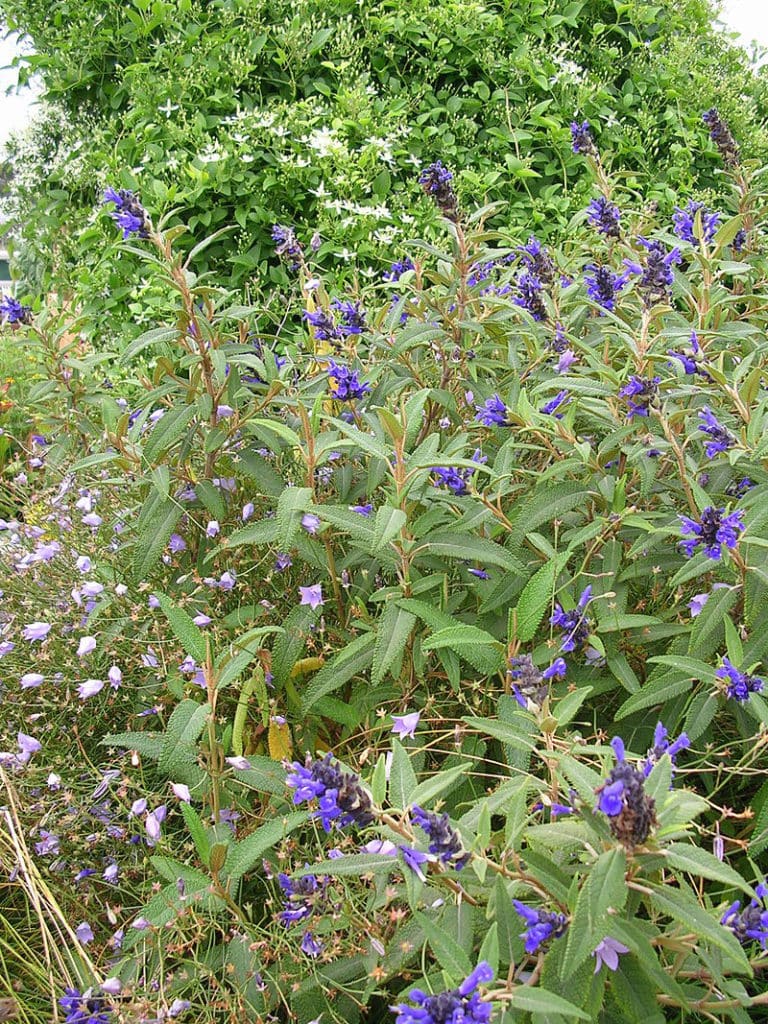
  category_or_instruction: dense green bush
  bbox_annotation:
[2,111,768,1022]
[2,0,768,342]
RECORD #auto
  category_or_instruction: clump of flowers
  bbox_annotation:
[550,586,592,652]
[643,722,690,777]
[272,223,304,264]
[327,361,371,401]
[584,264,631,311]
[331,298,367,337]
[0,295,33,326]
[679,507,744,559]
[286,754,374,832]
[392,962,494,1024]
[587,196,621,238]
[619,375,660,418]
[303,308,341,343]
[475,394,509,427]
[570,120,597,156]
[59,988,111,1024]
[518,236,556,285]
[596,737,657,849]
[512,901,569,954]
[508,655,566,708]
[698,407,735,457]
[703,108,740,167]
[278,870,323,924]
[102,187,150,238]
[624,238,682,306]
[410,805,469,869]
[419,161,459,221]
[432,450,486,496]
[672,200,721,245]
[669,330,708,377]
[721,882,768,947]
[716,657,764,703]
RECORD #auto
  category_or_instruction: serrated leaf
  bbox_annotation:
[297,853,399,877]
[143,404,197,463]
[224,518,280,548]
[226,810,310,881]
[120,325,179,363]
[372,603,416,684]
[132,496,184,583]
[561,848,627,979]
[615,675,692,719]
[180,802,211,865]
[418,533,524,573]
[410,762,470,808]
[301,632,376,712]
[663,843,752,895]
[414,912,473,979]
[276,486,314,548]
[389,739,418,809]
[372,505,407,552]
[156,594,208,663]
[514,555,567,642]
[158,699,210,778]
[99,731,164,760]
[648,883,750,969]
[272,604,316,687]
[422,625,504,675]
[506,986,590,1019]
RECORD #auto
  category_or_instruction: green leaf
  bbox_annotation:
[615,674,692,719]
[158,700,210,779]
[372,505,407,552]
[301,632,376,712]
[372,603,416,685]
[143,404,196,463]
[297,853,399,877]
[506,986,590,1019]
[422,625,504,675]
[120,325,179,363]
[663,843,753,895]
[414,912,473,979]
[155,593,208,663]
[561,848,628,979]
[417,533,525,573]
[226,810,310,881]
[271,604,316,687]
[99,731,164,760]
[180,802,211,865]
[389,739,418,809]
[648,883,751,969]
[276,486,314,548]
[225,518,280,548]
[132,496,184,583]
[514,554,567,642]
[555,687,594,726]
[410,762,470,808]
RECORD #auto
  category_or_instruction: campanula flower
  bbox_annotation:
[391,712,420,739]
[592,936,630,972]
[299,584,324,610]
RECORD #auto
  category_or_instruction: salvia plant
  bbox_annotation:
[2,108,768,1024]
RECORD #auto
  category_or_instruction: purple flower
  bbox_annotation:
[539,389,570,417]
[331,299,367,337]
[275,552,292,571]
[673,200,721,245]
[475,394,509,427]
[108,665,122,688]
[171,783,192,802]
[570,120,596,155]
[643,722,690,777]
[301,513,321,535]
[592,936,630,972]
[411,805,468,869]
[286,753,373,832]
[299,584,324,610]
[698,407,735,457]
[350,503,373,516]
[59,987,111,1024]
[587,196,621,237]
[619,375,660,418]
[206,520,220,538]
[518,235,555,284]
[391,712,420,739]
[242,502,254,521]
[432,450,486,496]
[77,636,97,657]
[103,187,150,239]
[550,586,592,653]
[300,930,323,957]
[193,613,211,626]
[716,656,764,703]
[513,901,569,954]
[383,257,415,282]
[514,271,547,320]
[624,237,682,306]
[278,871,320,924]
[75,922,94,945]
[303,308,341,342]
[688,592,709,617]
[721,883,768,948]
[78,679,104,699]
[679,507,744,559]
[0,296,33,325]
[703,108,740,167]
[596,737,657,848]
[584,264,632,312]
[327,360,370,400]
[419,161,459,221]
[392,962,493,1024]
[20,672,44,689]
[272,224,303,261]
[508,654,565,708]
[23,621,51,641]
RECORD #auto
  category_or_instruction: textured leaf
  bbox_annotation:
[372,505,407,552]
[226,810,310,881]
[514,554,567,642]
[664,843,752,894]
[156,593,208,663]
[422,625,504,675]
[389,739,418,809]
[648,883,750,969]
[415,912,472,979]
[506,987,590,1019]
[417,533,524,573]
[372,603,416,684]
[561,848,627,979]
[276,486,314,548]
[132,496,184,583]
[301,632,376,712]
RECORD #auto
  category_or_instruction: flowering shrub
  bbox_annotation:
[3,110,768,1023]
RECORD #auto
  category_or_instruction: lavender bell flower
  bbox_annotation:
[592,936,630,972]
[299,585,324,610]
[391,712,420,739]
